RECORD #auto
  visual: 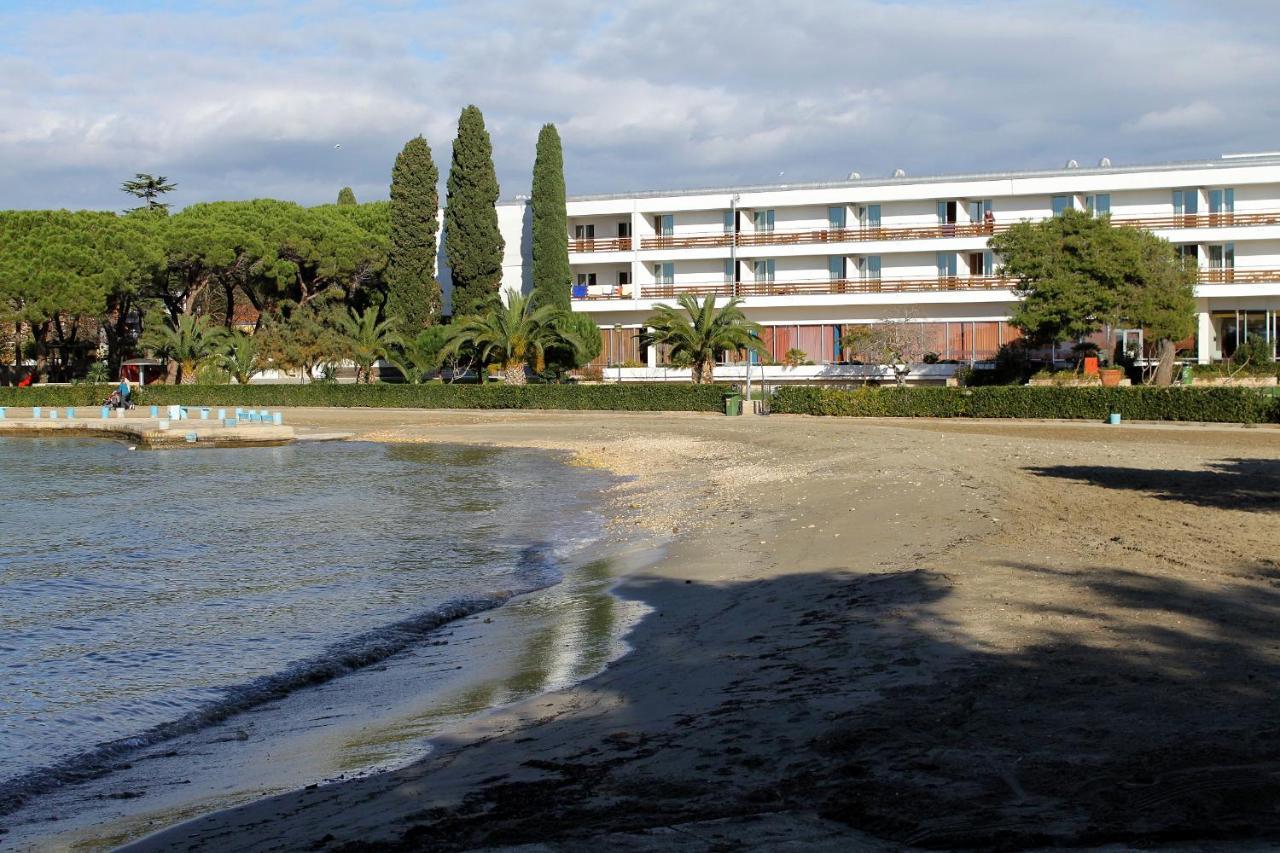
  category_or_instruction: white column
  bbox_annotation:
[646,330,657,370]
[1197,310,1213,364]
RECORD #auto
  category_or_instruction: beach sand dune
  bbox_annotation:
[116,411,1280,851]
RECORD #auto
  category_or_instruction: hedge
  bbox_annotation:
[0,382,734,412]
[771,385,1280,424]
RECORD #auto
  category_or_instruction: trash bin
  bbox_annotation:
[1180,365,1193,385]
[724,393,743,416]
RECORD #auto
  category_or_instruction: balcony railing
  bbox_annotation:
[567,210,1280,253]
[1199,267,1280,284]
[569,236,632,252]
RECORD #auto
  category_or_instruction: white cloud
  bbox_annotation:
[0,1,1278,210]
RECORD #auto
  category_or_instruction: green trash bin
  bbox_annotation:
[724,393,743,416]
[1180,365,1193,385]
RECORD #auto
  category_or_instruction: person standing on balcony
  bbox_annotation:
[984,208,995,234]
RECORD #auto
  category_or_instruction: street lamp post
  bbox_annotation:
[731,194,750,410]
[613,324,623,385]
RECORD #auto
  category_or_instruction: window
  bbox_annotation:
[655,214,673,236]
[753,209,775,232]
[723,259,735,283]
[722,210,734,234]
[1051,195,1072,217]
[968,251,994,276]
[1208,243,1235,273]
[937,252,958,277]
[827,206,847,229]
[653,262,673,284]
[827,256,846,280]
[575,272,597,286]
[862,255,881,280]
[575,223,595,240]
[1176,244,1198,265]
[1209,188,1235,221]
[1173,189,1199,215]
[1085,194,1111,216]
[753,259,776,282]
[617,221,631,238]
[968,199,993,221]
[618,271,631,286]
[862,204,881,228]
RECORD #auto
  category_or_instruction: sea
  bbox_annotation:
[0,436,623,834]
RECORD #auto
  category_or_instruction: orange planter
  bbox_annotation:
[1099,368,1123,387]
[1083,356,1099,375]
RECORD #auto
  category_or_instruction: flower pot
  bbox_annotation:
[1099,368,1123,387]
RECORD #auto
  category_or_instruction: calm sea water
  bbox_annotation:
[0,437,610,813]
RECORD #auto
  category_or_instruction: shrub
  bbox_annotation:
[771,385,1279,424]
[0,383,735,413]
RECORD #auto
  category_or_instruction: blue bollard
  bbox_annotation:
[101,406,110,419]
[272,412,283,425]
[199,407,210,420]
[0,407,5,419]
[32,406,41,418]
[49,410,58,420]
[149,405,159,418]
[65,407,75,419]
[217,408,227,420]
[1108,412,1122,425]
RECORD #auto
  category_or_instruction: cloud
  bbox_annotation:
[0,0,1279,210]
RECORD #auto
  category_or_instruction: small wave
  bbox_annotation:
[0,585,535,819]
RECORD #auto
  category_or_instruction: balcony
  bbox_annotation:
[569,236,632,253]
[635,276,1010,300]
[1199,267,1280,285]
[567,210,1280,253]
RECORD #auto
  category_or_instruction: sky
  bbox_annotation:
[1,0,1278,211]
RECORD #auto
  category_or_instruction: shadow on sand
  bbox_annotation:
[1026,457,1280,511]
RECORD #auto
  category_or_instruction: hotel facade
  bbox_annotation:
[492,153,1280,382]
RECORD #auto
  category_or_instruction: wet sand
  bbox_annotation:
[88,411,1280,848]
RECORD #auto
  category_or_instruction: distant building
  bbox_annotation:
[494,152,1280,380]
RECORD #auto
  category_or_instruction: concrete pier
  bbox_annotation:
[0,413,294,448]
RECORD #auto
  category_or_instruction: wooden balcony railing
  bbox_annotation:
[568,210,1280,253]
[579,269,1280,300]
[569,237,632,252]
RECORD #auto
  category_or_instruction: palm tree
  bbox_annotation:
[219,331,263,385]
[143,314,227,384]
[644,295,766,384]
[442,288,579,386]
[388,326,449,384]
[333,306,399,383]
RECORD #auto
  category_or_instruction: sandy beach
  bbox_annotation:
[70,408,1275,851]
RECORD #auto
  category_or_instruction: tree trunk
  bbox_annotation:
[693,358,715,384]
[180,360,197,384]
[1153,338,1177,386]
[503,360,527,385]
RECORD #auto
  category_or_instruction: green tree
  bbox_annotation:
[442,289,577,386]
[643,295,765,384]
[121,173,177,211]
[531,123,570,310]
[141,313,227,384]
[542,310,601,381]
[388,325,450,384]
[255,303,343,382]
[336,186,357,206]
[387,136,441,331]
[444,106,505,318]
[333,305,400,383]
[219,330,264,385]
[990,209,1195,383]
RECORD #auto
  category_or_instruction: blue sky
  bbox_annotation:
[1,0,1278,210]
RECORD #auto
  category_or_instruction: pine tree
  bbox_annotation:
[337,186,357,206]
[444,105,505,317]
[387,136,440,330]
[531,123,570,310]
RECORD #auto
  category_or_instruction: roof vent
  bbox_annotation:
[1098,156,1112,167]
[892,168,907,178]
[847,171,861,180]
[1065,159,1080,169]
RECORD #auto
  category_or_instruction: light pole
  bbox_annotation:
[730,194,751,409]
[613,324,623,385]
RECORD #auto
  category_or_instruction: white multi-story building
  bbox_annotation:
[495,152,1280,379]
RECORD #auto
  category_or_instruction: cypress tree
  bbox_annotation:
[387,136,440,330]
[444,105,505,317]
[531,123,570,310]
[336,186,357,206]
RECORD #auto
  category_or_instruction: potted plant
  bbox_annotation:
[1099,363,1125,387]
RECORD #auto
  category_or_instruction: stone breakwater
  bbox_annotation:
[0,417,294,448]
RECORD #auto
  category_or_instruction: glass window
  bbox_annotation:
[937,252,958,277]
[864,204,881,228]
[617,221,631,238]
[656,215,673,236]
[722,210,734,234]
[753,259,775,282]
[753,209,775,232]
[1209,189,1235,214]
[827,256,845,280]
[723,259,734,283]
[827,206,846,229]
[1086,194,1110,215]
[863,255,881,280]
[1051,195,1072,217]
[653,262,673,283]
[1173,189,1199,215]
